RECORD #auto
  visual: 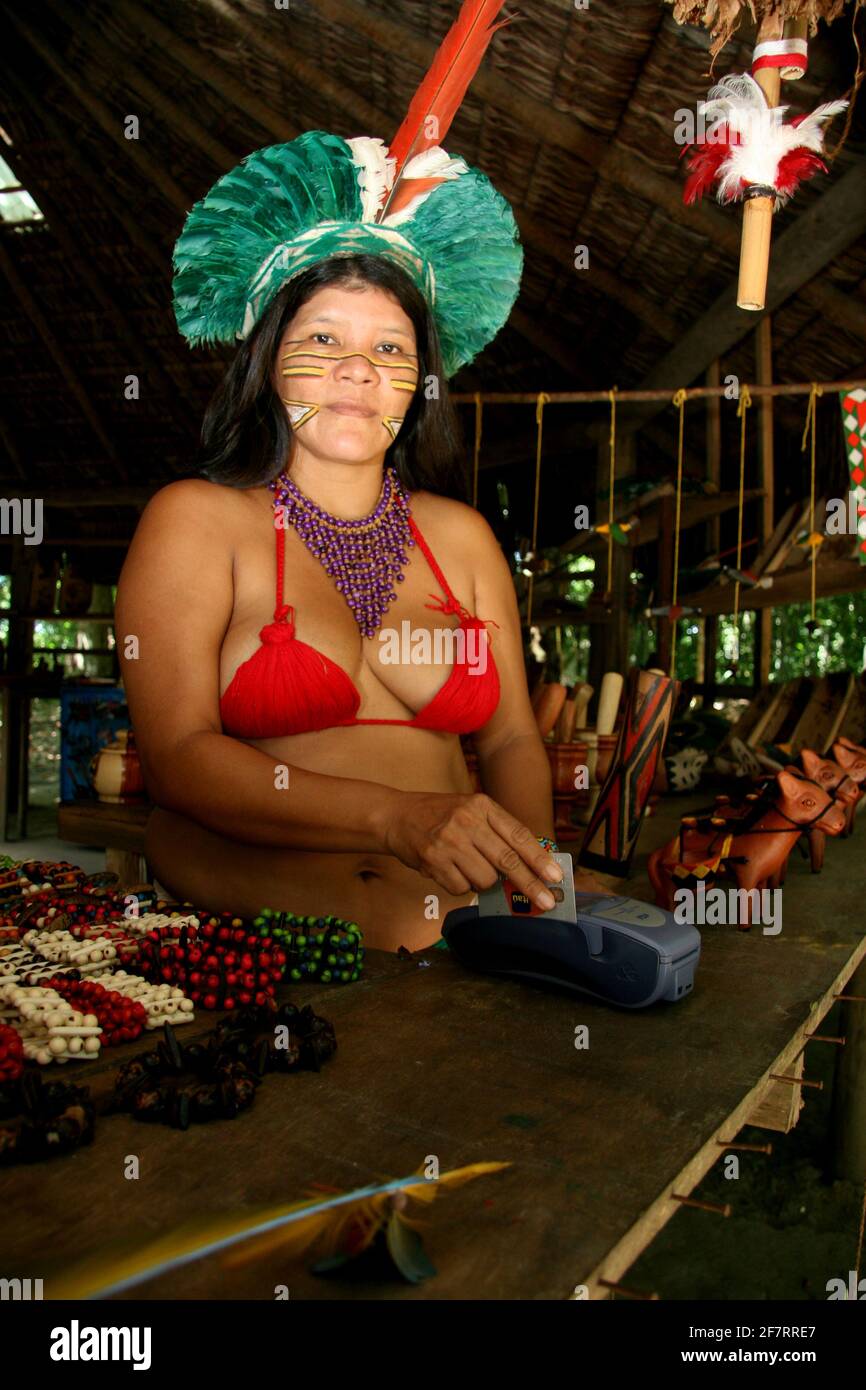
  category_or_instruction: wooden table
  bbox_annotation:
[2,798,864,1300]
[57,799,151,887]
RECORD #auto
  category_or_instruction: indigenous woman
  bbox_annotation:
[116,6,594,951]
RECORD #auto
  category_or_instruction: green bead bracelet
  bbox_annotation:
[253,908,365,985]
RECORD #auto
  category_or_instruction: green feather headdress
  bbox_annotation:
[172,1,523,379]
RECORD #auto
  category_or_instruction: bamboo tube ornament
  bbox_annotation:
[739,15,784,311]
[680,19,847,313]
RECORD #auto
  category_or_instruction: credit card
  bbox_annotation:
[476,851,577,922]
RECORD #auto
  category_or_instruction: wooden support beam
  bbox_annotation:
[3,64,166,278]
[0,239,127,481]
[688,557,866,615]
[0,141,193,466]
[588,433,635,694]
[0,416,27,481]
[620,159,866,434]
[117,0,297,144]
[703,361,721,697]
[8,8,191,215]
[656,493,675,673]
[45,0,238,176]
[2,539,34,841]
[755,318,775,686]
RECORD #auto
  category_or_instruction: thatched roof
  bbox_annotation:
[1,0,864,582]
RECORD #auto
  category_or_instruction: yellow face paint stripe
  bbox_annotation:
[280,350,418,371]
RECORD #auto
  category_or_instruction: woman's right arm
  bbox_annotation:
[115,480,561,908]
[114,480,401,854]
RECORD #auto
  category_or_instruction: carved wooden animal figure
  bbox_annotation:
[647,770,846,927]
[831,738,866,833]
[800,747,861,852]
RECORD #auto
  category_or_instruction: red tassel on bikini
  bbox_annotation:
[220,604,361,739]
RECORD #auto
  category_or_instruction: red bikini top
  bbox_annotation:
[219,511,501,738]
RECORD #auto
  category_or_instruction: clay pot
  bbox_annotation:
[546,741,589,796]
[91,729,145,803]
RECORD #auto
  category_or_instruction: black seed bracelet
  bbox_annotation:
[0,1069,96,1165]
[109,1001,337,1131]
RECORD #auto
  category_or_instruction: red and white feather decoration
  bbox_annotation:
[374,0,515,225]
[681,72,847,210]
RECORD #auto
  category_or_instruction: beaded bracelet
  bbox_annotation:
[0,1070,96,1166]
[253,909,364,985]
[110,1005,337,1131]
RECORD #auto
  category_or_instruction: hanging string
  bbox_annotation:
[669,388,688,680]
[526,392,550,627]
[606,386,617,595]
[827,0,865,163]
[732,383,753,666]
[801,381,824,626]
[472,390,483,509]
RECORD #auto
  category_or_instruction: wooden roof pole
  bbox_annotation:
[687,556,866,614]
[117,0,297,144]
[0,239,127,481]
[0,135,193,464]
[755,317,776,687]
[8,9,190,216]
[2,68,166,278]
[0,416,27,482]
[42,0,237,176]
[701,360,722,696]
[511,219,678,340]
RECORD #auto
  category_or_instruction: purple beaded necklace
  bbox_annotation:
[268,464,415,639]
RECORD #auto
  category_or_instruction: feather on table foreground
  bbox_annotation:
[48,1162,510,1299]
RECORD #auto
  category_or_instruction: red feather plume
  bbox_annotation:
[774,149,828,197]
[681,122,742,205]
[376,0,515,222]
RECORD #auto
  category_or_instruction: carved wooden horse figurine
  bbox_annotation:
[647,770,846,927]
[830,738,866,834]
[798,748,861,867]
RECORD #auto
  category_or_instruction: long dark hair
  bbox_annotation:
[196,254,469,502]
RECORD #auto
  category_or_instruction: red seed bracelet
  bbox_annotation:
[0,1023,24,1083]
[43,977,148,1047]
